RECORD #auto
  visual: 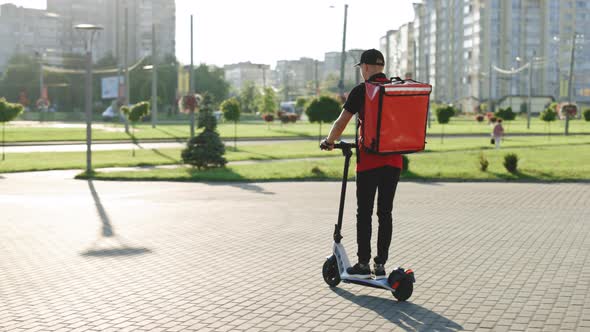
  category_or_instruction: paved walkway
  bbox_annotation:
[1,172,589,331]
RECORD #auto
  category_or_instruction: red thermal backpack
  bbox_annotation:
[358,77,432,154]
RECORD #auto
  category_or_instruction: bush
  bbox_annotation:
[478,153,489,172]
[496,107,516,121]
[434,105,455,125]
[402,155,409,173]
[583,108,590,121]
[475,114,484,122]
[182,95,226,169]
[540,107,557,122]
[262,114,274,122]
[123,101,150,123]
[503,153,518,174]
[279,113,298,123]
[181,131,227,170]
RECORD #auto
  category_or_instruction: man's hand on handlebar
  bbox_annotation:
[320,138,335,151]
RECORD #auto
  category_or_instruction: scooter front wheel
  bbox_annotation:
[322,255,341,287]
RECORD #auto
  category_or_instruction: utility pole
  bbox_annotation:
[488,59,493,115]
[527,51,535,130]
[338,4,348,100]
[565,32,578,136]
[115,0,122,125]
[189,14,195,138]
[151,23,158,128]
[75,24,103,175]
[38,52,44,106]
[426,53,431,128]
[123,7,130,133]
[315,60,319,96]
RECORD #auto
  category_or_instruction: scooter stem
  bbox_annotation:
[334,142,353,243]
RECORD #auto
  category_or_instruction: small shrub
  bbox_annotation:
[311,166,325,177]
[475,115,484,122]
[583,108,590,121]
[478,153,489,172]
[496,107,516,121]
[262,114,274,122]
[279,114,290,123]
[402,155,409,173]
[503,153,518,174]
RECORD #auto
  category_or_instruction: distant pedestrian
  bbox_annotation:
[492,119,504,149]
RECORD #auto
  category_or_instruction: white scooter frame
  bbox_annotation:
[321,142,414,301]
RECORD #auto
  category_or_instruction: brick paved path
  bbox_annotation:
[1,171,589,331]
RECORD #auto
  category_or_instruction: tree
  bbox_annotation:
[0,54,41,106]
[179,93,202,139]
[193,64,230,106]
[221,97,241,150]
[496,107,516,121]
[540,107,557,140]
[295,96,308,115]
[239,81,260,114]
[258,87,277,129]
[496,107,516,131]
[182,93,226,169]
[0,98,24,160]
[121,101,150,156]
[435,105,456,143]
[305,95,341,142]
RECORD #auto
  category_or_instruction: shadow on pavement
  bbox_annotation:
[206,182,275,195]
[81,180,152,257]
[332,288,463,332]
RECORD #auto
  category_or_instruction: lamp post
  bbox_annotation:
[338,4,348,101]
[75,24,103,175]
[565,32,583,136]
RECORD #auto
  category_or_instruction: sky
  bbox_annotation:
[1,0,416,67]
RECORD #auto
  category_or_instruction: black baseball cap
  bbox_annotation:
[354,49,385,67]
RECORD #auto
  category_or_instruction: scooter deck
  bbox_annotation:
[341,274,393,291]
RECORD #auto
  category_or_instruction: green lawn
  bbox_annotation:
[82,143,590,182]
[2,136,589,174]
[3,116,589,142]
[2,135,590,174]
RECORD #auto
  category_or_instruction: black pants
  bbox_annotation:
[356,166,401,265]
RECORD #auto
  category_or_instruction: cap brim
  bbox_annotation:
[354,62,361,67]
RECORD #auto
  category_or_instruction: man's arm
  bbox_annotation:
[326,109,354,144]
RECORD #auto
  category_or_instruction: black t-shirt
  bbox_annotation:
[343,73,388,116]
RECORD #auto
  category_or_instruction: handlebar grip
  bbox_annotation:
[334,141,356,149]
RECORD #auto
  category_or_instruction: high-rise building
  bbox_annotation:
[0,4,60,70]
[380,23,415,80]
[47,0,175,63]
[223,62,270,92]
[396,0,589,112]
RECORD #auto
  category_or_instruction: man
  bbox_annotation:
[320,49,402,279]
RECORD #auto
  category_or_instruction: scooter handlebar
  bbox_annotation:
[333,141,356,150]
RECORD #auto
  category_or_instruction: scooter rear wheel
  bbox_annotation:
[392,279,413,301]
[322,256,341,287]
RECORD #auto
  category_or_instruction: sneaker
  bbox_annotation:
[347,263,371,279]
[373,263,386,279]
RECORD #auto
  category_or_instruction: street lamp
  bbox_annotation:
[338,4,348,101]
[565,32,584,135]
[75,23,103,175]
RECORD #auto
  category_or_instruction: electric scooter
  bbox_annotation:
[321,141,415,301]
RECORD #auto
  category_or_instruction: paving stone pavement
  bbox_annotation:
[1,171,589,332]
